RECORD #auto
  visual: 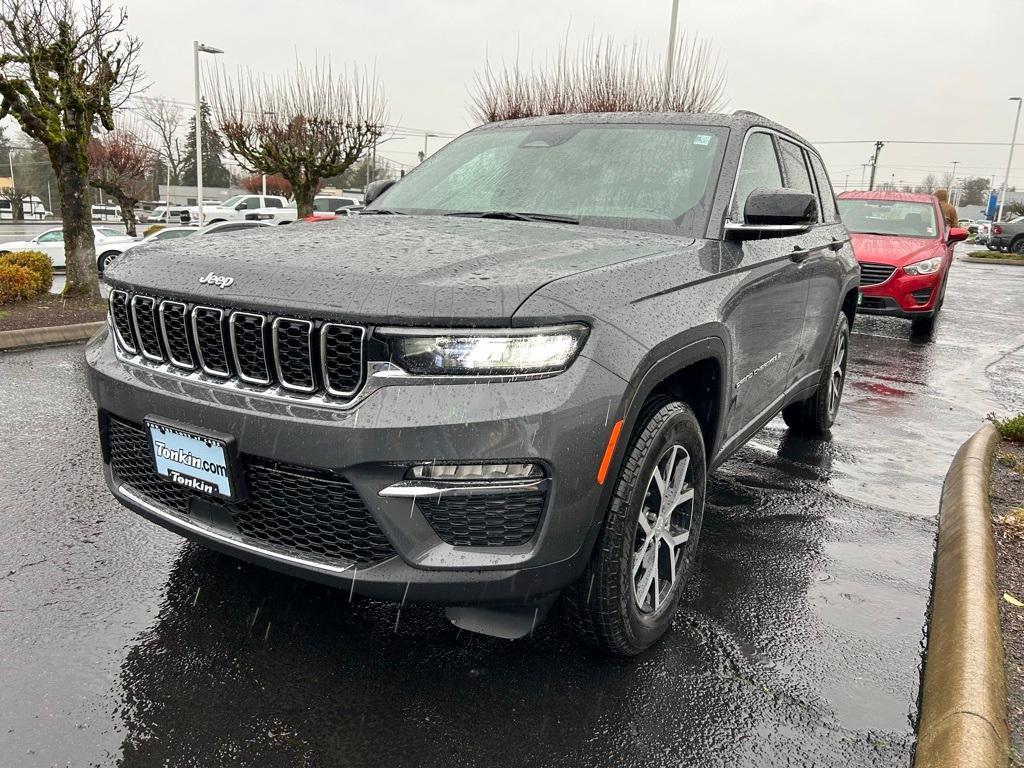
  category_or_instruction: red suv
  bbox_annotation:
[837,191,967,334]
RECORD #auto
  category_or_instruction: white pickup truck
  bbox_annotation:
[203,194,297,226]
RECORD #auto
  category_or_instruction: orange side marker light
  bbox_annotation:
[597,419,624,485]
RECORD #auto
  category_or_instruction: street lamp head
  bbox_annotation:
[197,43,224,55]
[1011,96,1022,103]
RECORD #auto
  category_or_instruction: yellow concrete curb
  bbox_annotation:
[915,422,1008,768]
[0,320,103,352]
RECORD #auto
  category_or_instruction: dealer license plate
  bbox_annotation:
[146,419,235,500]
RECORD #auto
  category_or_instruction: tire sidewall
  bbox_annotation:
[819,314,850,428]
[612,403,706,650]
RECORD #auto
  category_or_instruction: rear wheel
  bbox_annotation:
[782,314,850,435]
[1011,237,1024,255]
[564,398,706,656]
[97,251,119,274]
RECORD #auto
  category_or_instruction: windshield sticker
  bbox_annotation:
[694,134,712,146]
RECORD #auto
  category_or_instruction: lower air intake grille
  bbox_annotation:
[911,288,933,305]
[416,492,546,547]
[106,417,395,566]
[859,262,896,286]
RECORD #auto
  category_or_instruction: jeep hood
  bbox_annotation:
[104,216,690,325]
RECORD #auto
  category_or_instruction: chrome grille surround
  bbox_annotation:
[107,291,367,407]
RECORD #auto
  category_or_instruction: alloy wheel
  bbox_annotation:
[102,253,116,271]
[828,332,847,417]
[632,444,695,614]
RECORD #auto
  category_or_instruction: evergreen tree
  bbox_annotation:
[180,100,230,188]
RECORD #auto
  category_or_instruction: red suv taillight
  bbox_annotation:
[994,224,1003,235]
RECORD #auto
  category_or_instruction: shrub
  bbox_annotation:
[0,263,40,304]
[993,412,1024,442]
[143,223,165,238]
[0,250,53,294]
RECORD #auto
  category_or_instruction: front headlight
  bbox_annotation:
[379,324,589,375]
[903,257,942,275]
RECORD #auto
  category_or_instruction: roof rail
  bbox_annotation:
[732,109,771,121]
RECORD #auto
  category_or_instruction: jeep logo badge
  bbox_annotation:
[199,272,234,289]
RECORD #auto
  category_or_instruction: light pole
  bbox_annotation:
[193,41,224,226]
[948,160,958,204]
[421,132,439,162]
[998,96,1022,222]
[663,0,680,104]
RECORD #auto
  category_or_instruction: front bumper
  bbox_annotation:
[86,326,628,605]
[859,264,944,318]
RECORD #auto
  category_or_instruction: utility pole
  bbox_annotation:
[663,0,680,104]
[998,96,1022,222]
[949,160,958,204]
[868,140,884,191]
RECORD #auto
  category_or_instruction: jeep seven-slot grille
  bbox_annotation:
[108,290,366,401]
[859,262,896,286]
[106,416,395,566]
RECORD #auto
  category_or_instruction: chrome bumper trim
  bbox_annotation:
[117,484,358,576]
[378,478,546,499]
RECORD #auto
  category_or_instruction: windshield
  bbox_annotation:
[373,123,726,235]
[837,198,939,238]
[220,195,246,207]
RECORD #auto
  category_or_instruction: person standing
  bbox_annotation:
[935,188,958,229]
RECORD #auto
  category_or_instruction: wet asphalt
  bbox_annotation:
[2,246,1023,768]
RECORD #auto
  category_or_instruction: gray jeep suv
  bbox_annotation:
[87,111,859,655]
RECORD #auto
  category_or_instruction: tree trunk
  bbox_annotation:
[115,193,138,237]
[293,179,316,219]
[55,145,100,300]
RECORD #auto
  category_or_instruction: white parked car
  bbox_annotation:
[202,194,295,225]
[0,226,136,271]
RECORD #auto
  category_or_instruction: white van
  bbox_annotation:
[91,204,123,222]
[0,195,49,220]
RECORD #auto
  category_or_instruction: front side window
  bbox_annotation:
[374,123,727,236]
[37,230,63,243]
[837,199,939,238]
[731,132,783,220]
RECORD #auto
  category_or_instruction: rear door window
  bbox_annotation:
[731,131,783,220]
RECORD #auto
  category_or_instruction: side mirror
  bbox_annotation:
[743,188,818,227]
[364,179,397,207]
[947,227,968,243]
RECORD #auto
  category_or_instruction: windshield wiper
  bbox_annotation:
[444,211,579,225]
[360,208,404,215]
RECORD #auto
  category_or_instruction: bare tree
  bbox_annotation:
[138,96,185,184]
[238,173,292,198]
[918,173,937,194]
[207,61,386,218]
[0,0,141,299]
[87,127,154,236]
[471,33,727,123]
[940,172,955,192]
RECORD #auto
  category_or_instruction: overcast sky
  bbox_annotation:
[130,0,1024,194]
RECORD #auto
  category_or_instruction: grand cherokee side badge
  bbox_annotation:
[199,272,234,289]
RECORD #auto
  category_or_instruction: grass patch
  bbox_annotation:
[992,412,1024,441]
[967,250,1024,261]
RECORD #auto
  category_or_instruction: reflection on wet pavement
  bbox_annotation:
[1,249,1022,767]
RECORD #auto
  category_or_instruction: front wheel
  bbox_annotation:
[564,399,706,656]
[782,314,850,435]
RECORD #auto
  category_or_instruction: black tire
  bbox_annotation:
[1012,237,1024,255]
[564,398,706,656]
[782,314,850,435]
[97,251,119,274]
[911,313,936,336]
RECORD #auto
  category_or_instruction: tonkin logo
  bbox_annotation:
[199,272,234,289]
